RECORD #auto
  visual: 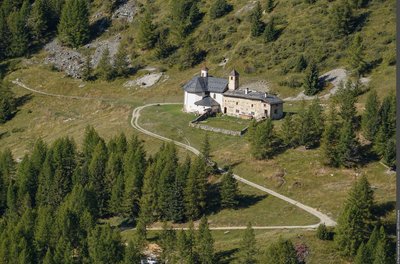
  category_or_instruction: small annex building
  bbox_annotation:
[182,67,284,120]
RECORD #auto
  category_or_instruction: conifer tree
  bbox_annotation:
[366,225,379,261]
[16,155,38,208]
[88,141,108,215]
[266,0,274,13]
[249,118,276,159]
[159,222,177,262]
[316,223,331,240]
[265,238,298,264]
[114,45,130,78]
[123,240,142,264]
[382,138,396,169]
[220,169,239,209]
[330,0,353,36]
[136,8,157,50]
[201,133,211,160]
[210,0,231,19]
[337,80,357,124]
[7,5,30,57]
[81,55,93,81]
[281,113,295,148]
[303,62,320,95]
[58,0,90,48]
[170,169,186,223]
[335,175,374,256]
[96,48,115,81]
[295,54,308,72]
[362,90,380,141]
[155,30,172,59]
[348,34,367,77]
[321,106,340,166]
[137,164,156,224]
[263,17,277,42]
[109,173,124,215]
[0,10,10,60]
[197,216,214,264]
[355,242,372,264]
[88,225,124,264]
[34,206,54,259]
[372,226,392,264]
[250,1,264,37]
[337,120,360,168]
[43,248,55,264]
[30,0,49,42]
[237,222,258,263]
[180,38,200,70]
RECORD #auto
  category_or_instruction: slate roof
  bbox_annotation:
[194,96,220,107]
[230,69,239,76]
[183,76,228,93]
[224,89,284,104]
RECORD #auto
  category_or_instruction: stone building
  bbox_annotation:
[182,67,284,120]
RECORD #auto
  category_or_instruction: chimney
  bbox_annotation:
[264,92,267,98]
[245,88,249,94]
[201,65,209,77]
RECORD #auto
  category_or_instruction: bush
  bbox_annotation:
[316,224,332,240]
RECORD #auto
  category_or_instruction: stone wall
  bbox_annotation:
[189,120,248,136]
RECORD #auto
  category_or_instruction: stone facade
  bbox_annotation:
[222,96,283,120]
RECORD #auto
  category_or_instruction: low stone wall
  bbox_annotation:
[189,122,248,136]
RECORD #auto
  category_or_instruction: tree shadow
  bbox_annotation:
[215,248,239,264]
[15,94,33,107]
[359,143,380,166]
[372,201,395,218]
[90,17,112,41]
[236,193,267,210]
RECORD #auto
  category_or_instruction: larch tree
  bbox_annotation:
[250,1,264,37]
[201,133,211,160]
[237,222,258,263]
[57,0,90,48]
[361,90,380,141]
[321,105,340,167]
[96,48,115,81]
[249,118,276,159]
[281,113,295,148]
[330,0,353,36]
[88,225,124,264]
[196,216,214,264]
[220,169,239,209]
[265,238,298,264]
[114,45,130,78]
[348,34,367,77]
[209,0,231,19]
[136,8,157,50]
[263,17,278,42]
[266,0,274,13]
[29,0,49,42]
[335,175,374,256]
[303,62,320,96]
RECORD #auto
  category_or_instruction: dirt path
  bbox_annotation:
[12,80,337,230]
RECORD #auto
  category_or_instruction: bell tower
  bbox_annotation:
[228,69,239,90]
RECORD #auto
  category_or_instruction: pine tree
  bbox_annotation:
[354,242,372,264]
[16,155,37,208]
[137,164,157,224]
[159,222,176,263]
[7,5,30,57]
[237,222,258,264]
[34,206,54,259]
[337,80,357,124]
[57,0,90,48]
[330,0,353,36]
[201,133,211,160]
[114,45,130,78]
[366,225,379,262]
[43,248,55,264]
[263,17,277,42]
[220,169,239,209]
[155,30,172,59]
[96,48,115,81]
[362,90,380,141]
[81,55,93,81]
[184,156,207,220]
[265,238,298,264]
[295,54,308,72]
[348,34,367,77]
[382,138,396,169]
[303,62,320,95]
[210,0,231,19]
[316,224,331,240]
[266,0,274,13]
[123,240,142,264]
[197,216,214,264]
[249,118,276,159]
[136,8,157,50]
[0,10,10,60]
[372,226,392,264]
[179,38,200,70]
[335,175,374,256]
[88,225,124,264]
[30,0,49,42]
[337,120,360,168]
[250,1,264,37]
[281,114,295,148]
[170,169,186,223]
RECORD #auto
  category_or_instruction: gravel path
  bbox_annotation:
[12,80,337,230]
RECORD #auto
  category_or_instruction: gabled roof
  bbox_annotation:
[224,89,283,104]
[194,96,220,107]
[230,69,239,76]
[183,76,228,93]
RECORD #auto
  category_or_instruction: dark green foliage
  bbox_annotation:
[184,156,208,220]
[159,222,176,262]
[170,0,202,41]
[355,242,372,264]
[316,223,331,240]
[337,80,357,124]
[114,45,130,78]
[335,175,374,256]
[373,226,392,264]
[29,0,50,42]
[266,0,274,13]
[321,105,340,167]
[237,222,258,263]
[179,38,203,70]
[88,225,124,263]
[123,240,142,264]
[330,0,353,36]
[248,118,277,159]
[220,169,239,209]
[263,17,278,42]
[362,90,380,141]
[7,4,29,57]
[197,216,214,264]
[137,164,157,224]
[57,0,90,48]
[81,55,93,81]
[348,34,367,77]
[382,138,396,169]
[250,1,264,37]
[96,48,115,81]
[280,114,295,147]
[350,0,369,9]
[82,125,103,162]
[0,10,10,60]
[136,8,157,50]
[295,55,308,72]
[155,30,173,59]
[209,0,232,19]
[337,120,360,168]
[265,238,299,264]
[303,62,320,95]
[0,83,16,124]
[201,133,211,160]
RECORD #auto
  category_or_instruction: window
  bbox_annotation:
[251,104,253,107]
[264,104,266,107]
[251,112,255,115]
[213,93,216,99]
[236,102,238,105]
[231,77,233,80]
[274,109,278,114]
[235,109,239,113]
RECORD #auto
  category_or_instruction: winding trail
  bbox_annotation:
[12,80,337,230]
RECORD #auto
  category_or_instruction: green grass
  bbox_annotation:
[199,114,250,131]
